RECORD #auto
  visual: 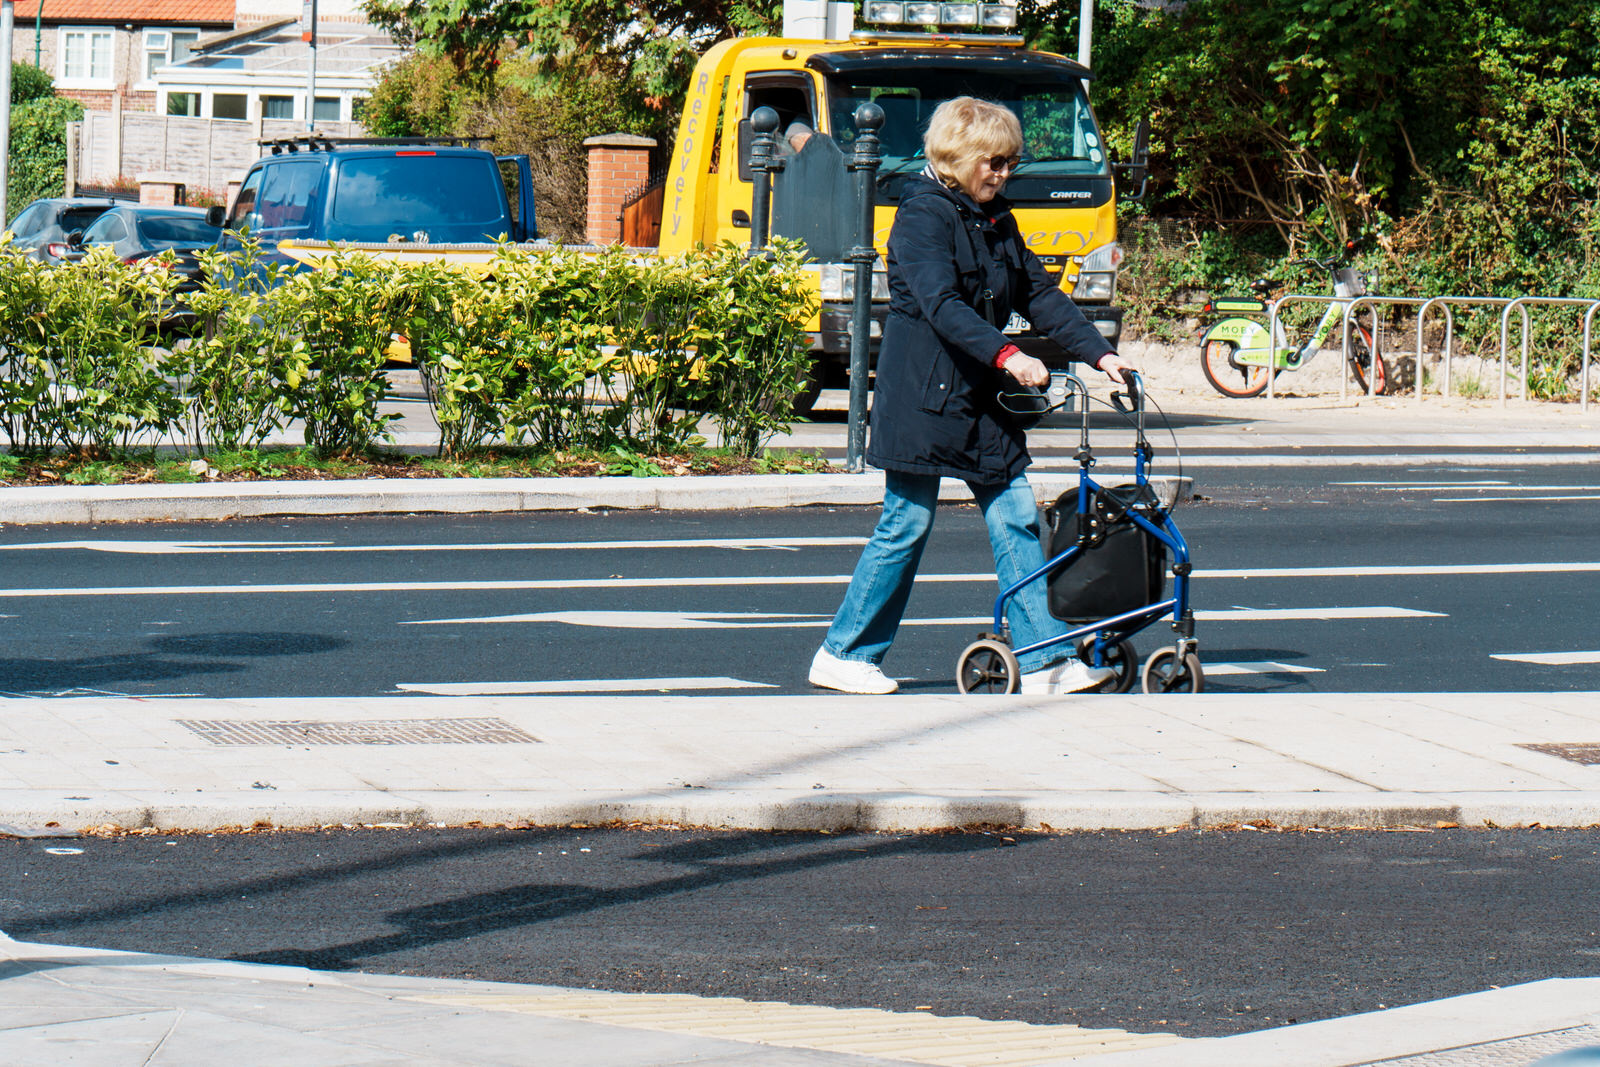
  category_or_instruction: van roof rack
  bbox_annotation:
[259,135,494,154]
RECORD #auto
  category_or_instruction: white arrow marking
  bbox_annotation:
[1200,661,1326,676]
[395,677,777,694]
[0,536,866,555]
[1490,651,1600,665]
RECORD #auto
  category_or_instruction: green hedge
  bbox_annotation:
[0,237,814,460]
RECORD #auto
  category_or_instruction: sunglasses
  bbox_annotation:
[984,154,1021,172]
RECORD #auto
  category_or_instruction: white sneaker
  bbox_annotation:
[1019,658,1115,695]
[809,647,898,694]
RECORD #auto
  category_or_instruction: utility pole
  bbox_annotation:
[1078,0,1093,68]
[1,0,13,226]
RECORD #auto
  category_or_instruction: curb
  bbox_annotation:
[10,788,1599,835]
[0,473,1192,524]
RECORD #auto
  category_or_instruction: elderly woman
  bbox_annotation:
[808,96,1138,696]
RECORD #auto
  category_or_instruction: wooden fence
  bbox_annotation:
[74,111,363,198]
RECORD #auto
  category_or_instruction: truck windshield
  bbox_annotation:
[824,69,1107,196]
[330,155,508,237]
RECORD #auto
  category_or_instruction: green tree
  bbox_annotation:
[8,96,84,223]
[11,61,54,105]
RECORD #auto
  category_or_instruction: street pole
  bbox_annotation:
[1078,0,1093,68]
[302,0,318,131]
[1,0,13,226]
[845,101,883,474]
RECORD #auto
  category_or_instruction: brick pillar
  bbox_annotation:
[138,173,187,206]
[583,133,657,245]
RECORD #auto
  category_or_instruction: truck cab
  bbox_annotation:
[650,23,1143,390]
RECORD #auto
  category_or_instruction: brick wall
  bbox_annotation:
[583,133,656,246]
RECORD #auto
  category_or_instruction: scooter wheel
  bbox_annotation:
[957,638,1020,694]
[1080,638,1138,694]
[1141,647,1205,694]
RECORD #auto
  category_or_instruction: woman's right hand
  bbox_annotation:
[1002,352,1050,388]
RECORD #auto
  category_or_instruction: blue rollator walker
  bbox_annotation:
[955,370,1203,695]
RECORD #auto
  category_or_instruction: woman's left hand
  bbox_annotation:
[1097,354,1138,384]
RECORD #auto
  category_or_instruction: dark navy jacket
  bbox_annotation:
[866,175,1112,486]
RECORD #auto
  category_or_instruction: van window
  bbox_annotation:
[330,155,505,232]
[256,161,325,231]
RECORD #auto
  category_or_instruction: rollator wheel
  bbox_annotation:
[1141,648,1205,694]
[957,638,1020,694]
[1078,638,1138,693]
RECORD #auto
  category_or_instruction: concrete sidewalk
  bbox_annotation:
[4,691,1599,834]
[5,929,1600,1066]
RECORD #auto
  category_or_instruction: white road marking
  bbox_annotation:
[1201,562,1600,579]
[1199,661,1326,676]
[395,677,777,694]
[405,607,1442,628]
[1,560,1591,598]
[1434,495,1600,502]
[1490,651,1600,665]
[1374,484,1600,492]
[1331,480,1510,486]
[0,537,866,555]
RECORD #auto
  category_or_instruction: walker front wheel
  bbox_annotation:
[957,639,1021,694]
[1141,648,1205,694]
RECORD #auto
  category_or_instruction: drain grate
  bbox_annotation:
[175,717,540,746]
[1518,742,1600,766]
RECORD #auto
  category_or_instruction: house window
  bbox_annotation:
[144,29,199,80]
[167,92,200,116]
[60,28,113,83]
[214,94,247,120]
[313,96,341,123]
[262,96,295,120]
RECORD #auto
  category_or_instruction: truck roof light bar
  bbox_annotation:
[848,28,1024,45]
[259,135,495,154]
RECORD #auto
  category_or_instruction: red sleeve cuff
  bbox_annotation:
[993,344,1022,369]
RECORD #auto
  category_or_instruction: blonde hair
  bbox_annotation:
[923,97,1024,189]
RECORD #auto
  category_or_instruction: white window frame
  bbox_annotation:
[140,27,200,88]
[57,27,115,89]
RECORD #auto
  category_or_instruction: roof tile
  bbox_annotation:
[13,0,234,23]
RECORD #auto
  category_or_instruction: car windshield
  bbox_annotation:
[331,155,506,232]
[60,206,111,232]
[138,216,220,244]
[824,68,1108,200]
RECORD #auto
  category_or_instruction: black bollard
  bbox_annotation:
[747,106,780,254]
[845,102,883,473]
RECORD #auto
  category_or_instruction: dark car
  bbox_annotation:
[63,205,224,333]
[63,205,222,286]
[7,197,120,264]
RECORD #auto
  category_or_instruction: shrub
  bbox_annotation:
[8,96,84,224]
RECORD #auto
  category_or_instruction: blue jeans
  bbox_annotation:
[823,469,1070,673]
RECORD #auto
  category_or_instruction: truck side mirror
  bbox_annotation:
[1114,118,1151,202]
[205,205,226,228]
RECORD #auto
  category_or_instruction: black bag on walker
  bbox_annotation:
[1043,486,1167,624]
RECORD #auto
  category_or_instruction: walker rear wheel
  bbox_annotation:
[1141,647,1205,694]
[957,638,1021,694]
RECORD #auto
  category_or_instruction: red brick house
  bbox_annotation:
[9,0,235,112]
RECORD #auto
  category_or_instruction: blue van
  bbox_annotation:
[213,136,536,260]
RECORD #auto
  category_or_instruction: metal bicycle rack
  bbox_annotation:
[1260,290,1600,406]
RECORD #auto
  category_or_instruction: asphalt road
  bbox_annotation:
[4,826,1598,1038]
[1,452,1598,697]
